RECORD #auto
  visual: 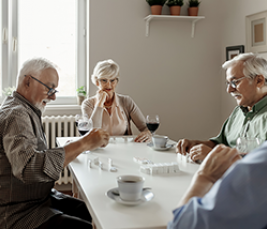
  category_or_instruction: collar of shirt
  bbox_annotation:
[240,94,267,116]
[13,91,42,117]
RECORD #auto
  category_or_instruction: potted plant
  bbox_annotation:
[76,86,87,105]
[2,86,16,96]
[146,0,167,15]
[166,0,184,16]
[187,0,200,16]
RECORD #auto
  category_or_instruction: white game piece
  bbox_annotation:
[93,157,99,165]
[87,159,92,168]
[99,161,103,169]
[109,167,117,172]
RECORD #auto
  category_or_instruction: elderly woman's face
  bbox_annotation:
[96,78,118,97]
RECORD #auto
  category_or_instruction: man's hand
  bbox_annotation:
[176,139,199,155]
[63,128,110,167]
[197,144,241,183]
[134,130,151,143]
[177,144,241,207]
[83,128,110,150]
[189,144,212,162]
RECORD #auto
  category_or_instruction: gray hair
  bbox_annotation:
[222,53,267,82]
[91,59,120,85]
[16,57,57,87]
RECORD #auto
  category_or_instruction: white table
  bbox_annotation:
[57,136,199,229]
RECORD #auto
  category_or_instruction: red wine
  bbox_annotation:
[146,122,159,133]
[78,129,89,136]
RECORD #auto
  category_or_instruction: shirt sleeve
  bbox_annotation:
[209,118,229,146]
[3,110,64,183]
[168,143,267,229]
[82,98,104,128]
[124,96,147,132]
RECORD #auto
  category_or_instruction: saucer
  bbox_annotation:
[147,142,175,151]
[106,187,154,205]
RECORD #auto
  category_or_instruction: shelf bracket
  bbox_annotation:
[145,17,152,37]
[191,20,196,38]
[191,18,202,38]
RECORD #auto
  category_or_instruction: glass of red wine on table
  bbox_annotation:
[75,114,92,154]
[146,114,160,137]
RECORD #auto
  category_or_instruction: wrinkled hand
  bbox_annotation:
[134,130,151,143]
[189,144,212,162]
[176,139,199,155]
[197,144,241,183]
[95,90,108,107]
[83,128,109,151]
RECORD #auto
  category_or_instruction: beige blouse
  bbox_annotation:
[81,93,147,136]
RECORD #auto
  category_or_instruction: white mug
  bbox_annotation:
[152,135,168,148]
[117,175,145,201]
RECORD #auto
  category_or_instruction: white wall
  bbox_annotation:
[88,0,224,141]
[221,0,267,123]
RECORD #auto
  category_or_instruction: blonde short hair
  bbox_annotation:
[91,59,120,85]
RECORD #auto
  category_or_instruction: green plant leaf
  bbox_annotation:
[2,86,16,96]
[76,86,87,96]
[146,0,167,6]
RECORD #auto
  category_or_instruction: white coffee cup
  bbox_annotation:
[117,175,145,201]
[152,135,168,148]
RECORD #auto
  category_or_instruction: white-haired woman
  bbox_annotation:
[81,59,151,142]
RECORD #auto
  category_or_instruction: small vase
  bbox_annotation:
[169,6,181,16]
[77,95,85,105]
[150,5,163,15]
[188,7,198,16]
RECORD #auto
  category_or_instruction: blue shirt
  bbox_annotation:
[168,142,267,229]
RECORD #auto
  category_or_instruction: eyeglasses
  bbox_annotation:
[25,75,58,96]
[225,76,248,89]
[99,78,118,84]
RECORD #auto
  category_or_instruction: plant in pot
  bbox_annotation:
[2,86,16,97]
[146,0,167,15]
[187,0,200,16]
[76,86,87,105]
[166,0,184,16]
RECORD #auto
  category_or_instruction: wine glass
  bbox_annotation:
[146,114,160,136]
[236,137,262,157]
[77,118,92,154]
[75,114,82,127]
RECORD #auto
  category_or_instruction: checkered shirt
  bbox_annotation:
[0,92,65,229]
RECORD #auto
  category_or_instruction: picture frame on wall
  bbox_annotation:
[226,45,245,61]
[246,10,267,53]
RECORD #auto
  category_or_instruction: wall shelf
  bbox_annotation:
[144,15,205,38]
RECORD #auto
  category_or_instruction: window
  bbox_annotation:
[0,0,87,105]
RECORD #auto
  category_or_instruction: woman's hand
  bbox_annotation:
[95,90,108,107]
[134,130,151,143]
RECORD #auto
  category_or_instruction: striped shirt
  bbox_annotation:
[0,92,65,229]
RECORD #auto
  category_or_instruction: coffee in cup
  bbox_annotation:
[152,135,168,148]
[117,175,145,201]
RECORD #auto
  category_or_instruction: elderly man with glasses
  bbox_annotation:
[177,53,267,162]
[0,57,109,229]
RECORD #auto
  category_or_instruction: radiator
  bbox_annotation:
[42,115,79,185]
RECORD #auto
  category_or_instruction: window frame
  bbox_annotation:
[0,0,87,106]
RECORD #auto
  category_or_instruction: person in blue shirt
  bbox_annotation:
[168,143,267,229]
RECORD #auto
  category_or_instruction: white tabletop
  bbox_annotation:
[57,136,199,229]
